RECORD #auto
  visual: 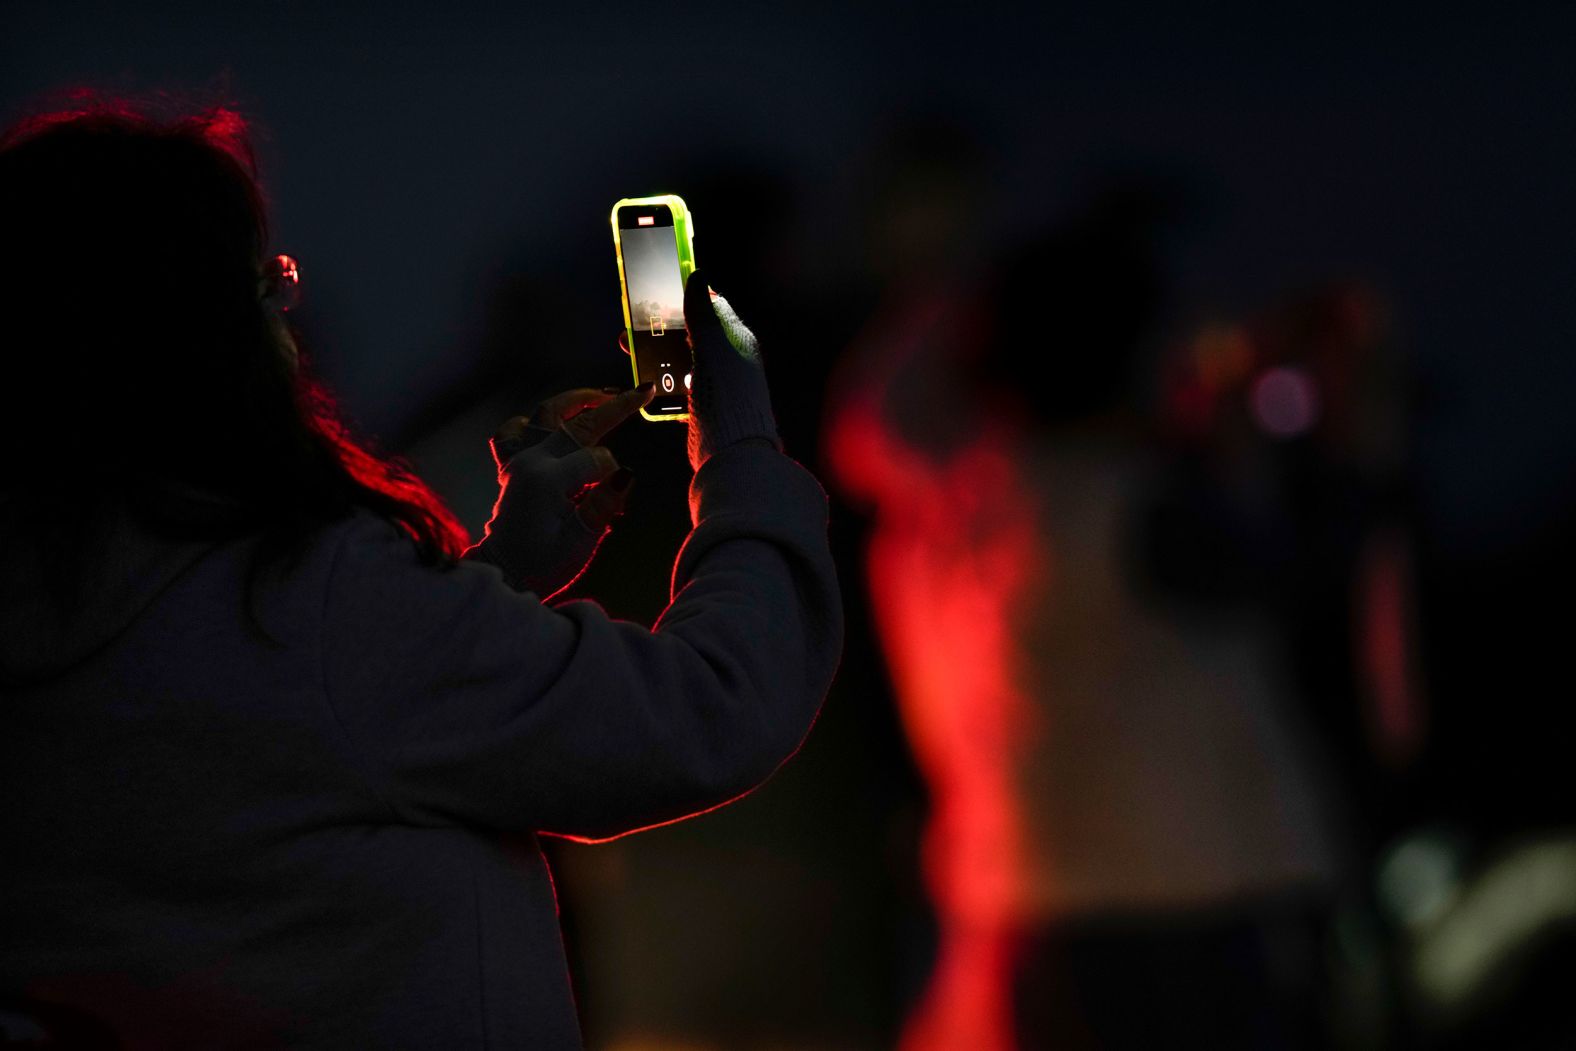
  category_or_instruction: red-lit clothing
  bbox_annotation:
[0,441,840,1049]
[1010,436,1338,915]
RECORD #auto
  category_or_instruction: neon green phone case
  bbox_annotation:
[611,194,696,422]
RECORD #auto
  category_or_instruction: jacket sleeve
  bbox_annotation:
[319,441,842,840]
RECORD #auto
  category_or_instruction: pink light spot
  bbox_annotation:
[1250,365,1321,438]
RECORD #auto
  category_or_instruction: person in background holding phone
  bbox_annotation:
[0,103,840,1048]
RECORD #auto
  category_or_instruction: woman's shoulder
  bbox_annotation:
[280,508,487,593]
[253,509,493,624]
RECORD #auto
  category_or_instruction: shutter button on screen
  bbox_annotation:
[661,373,675,393]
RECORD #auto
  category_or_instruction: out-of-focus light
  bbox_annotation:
[1412,836,1576,1015]
[825,293,1038,1051]
[1249,365,1320,438]
[1378,832,1462,930]
[1191,324,1254,387]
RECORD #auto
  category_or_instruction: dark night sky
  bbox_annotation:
[5,2,1574,551]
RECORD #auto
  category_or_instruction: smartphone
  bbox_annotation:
[611,194,696,421]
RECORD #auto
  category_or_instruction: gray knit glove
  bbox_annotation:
[683,270,779,471]
[465,386,649,599]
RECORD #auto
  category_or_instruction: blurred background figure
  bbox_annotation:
[1155,280,1576,1050]
[826,136,1354,1046]
[1151,282,1420,838]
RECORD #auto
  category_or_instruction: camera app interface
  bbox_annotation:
[621,211,690,415]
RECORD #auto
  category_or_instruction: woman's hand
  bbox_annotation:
[465,384,653,599]
[682,270,780,471]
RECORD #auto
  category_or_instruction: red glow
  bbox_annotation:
[828,287,1045,1051]
[1357,529,1423,767]
[299,378,471,560]
[0,95,260,176]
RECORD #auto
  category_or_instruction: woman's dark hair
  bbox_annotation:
[0,100,468,571]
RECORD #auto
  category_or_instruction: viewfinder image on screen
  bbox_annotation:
[620,211,691,414]
[623,224,686,335]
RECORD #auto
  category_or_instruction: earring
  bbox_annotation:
[261,253,302,313]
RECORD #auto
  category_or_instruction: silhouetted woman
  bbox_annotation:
[0,104,840,1049]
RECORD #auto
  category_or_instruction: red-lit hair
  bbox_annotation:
[0,98,468,570]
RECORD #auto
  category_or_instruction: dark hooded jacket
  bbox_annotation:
[0,441,841,1049]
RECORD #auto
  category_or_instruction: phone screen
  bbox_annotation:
[618,205,690,417]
